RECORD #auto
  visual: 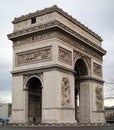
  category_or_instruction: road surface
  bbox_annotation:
[0,125,114,130]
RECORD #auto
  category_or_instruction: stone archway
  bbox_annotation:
[26,77,42,124]
[8,6,106,124]
[74,58,88,122]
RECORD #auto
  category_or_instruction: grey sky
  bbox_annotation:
[0,0,114,103]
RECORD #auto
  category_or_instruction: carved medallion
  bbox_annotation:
[61,77,71,107]
[58,46,72,65]
[15,46,52,66]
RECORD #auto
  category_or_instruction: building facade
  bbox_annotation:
[8,5,106,124]
[0,103,11,119]
[105,106,114,123]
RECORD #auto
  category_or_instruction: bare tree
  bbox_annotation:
[104,79,114,99]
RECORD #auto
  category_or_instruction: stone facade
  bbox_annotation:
[0,103,11,119]
[105,106,114,122]
[8,5,106,124]
[15,46,52,66]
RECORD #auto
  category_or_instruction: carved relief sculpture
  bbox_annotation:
[73,51,81,62]
[61,77,71,107]
[59,46,72,65]
[73,50,91,68]
[7,5,106,123]
[15,46,52,66]
[95,87,103,111]
[93,62,102,77]
[13,32,57,47]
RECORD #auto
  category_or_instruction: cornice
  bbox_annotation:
[76,76,104,85]
[13,64,105,84]
[12,5,102,42]
[8,20,106,56]
[11,64,75,76]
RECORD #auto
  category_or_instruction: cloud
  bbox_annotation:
[0,45,12,102]
[103,34,114,80]
[69,0,114,38]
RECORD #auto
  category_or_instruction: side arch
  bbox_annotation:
[73,56,90,76]
[24,75,43,124]
[24,74,43,90]
[74,57,90,122]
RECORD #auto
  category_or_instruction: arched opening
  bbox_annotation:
[74,58,88,122]
[27,77,42,124]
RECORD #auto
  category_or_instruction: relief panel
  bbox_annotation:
[58,46,72,65]
[13,32,57,47]
[15,46,52,66]
[95,87,103,111]
[93,62,102,77]
[61,77,71,107]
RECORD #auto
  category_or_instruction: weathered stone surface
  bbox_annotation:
[8,5,106,124]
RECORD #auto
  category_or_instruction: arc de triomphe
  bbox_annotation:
[8,5,106,124]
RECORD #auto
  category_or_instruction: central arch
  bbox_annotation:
[74,58,88,122]
[27,77,42,124]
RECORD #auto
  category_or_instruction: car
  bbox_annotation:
[0,118,2,124]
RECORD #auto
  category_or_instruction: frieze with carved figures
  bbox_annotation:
[61,77,71,107]
[95,87,103,111]
[15,46,52,66]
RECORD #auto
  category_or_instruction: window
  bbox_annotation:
[31,17,36,24]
